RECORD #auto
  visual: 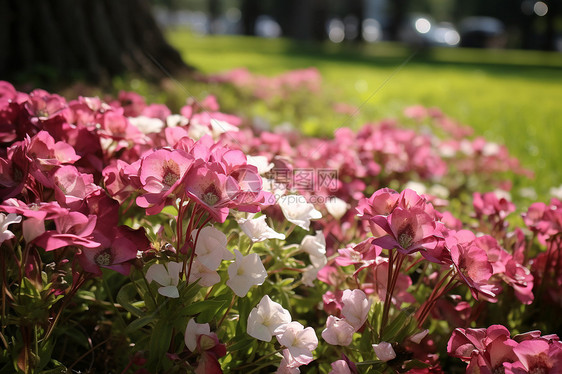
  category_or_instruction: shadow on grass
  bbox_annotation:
[279,38,562,81]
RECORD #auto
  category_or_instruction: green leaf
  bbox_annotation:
[147,319,174,371]
[236,296,252,335]
[381,310,412,342]
[116,282,144,317]
[228,336,256,353]
[402,360,431,370]
[126,314,159,334]
[359,327,373,354]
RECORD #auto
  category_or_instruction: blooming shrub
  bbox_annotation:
[1,76,561,374]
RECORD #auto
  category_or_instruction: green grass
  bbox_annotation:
[165,32,562,200]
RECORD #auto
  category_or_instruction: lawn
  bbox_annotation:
[164,31,562,202]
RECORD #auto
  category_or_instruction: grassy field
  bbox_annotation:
[164,32,562,201]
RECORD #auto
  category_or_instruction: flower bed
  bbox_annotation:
[0,77,561,373]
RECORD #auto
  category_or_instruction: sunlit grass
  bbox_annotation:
[165,31,562,200]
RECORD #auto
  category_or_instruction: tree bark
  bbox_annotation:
[0,0,192,85]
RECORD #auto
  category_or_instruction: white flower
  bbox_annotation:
[188,258,221,287]
[0,213,22,244]
[128,116,165,134]
[226,250,267,297]
[482,142,501,156]
[309,252,328,269]
[210,118,239,137]
[329,360,352,374]
[325,197,349,220]
[341,289,371,331]
[277,350,301,373]
[261,177,288,197]
[145,262,182,298]
[238,215,285,242]
[372,341,396,362]
[519,187,537,200]
[187,121,212,139]
[459,139,474,156]
[247,295,291,341]
[321,316,355,346]
[193,226,233,271]
[409,329,429,344]
[246,155,274,175]
[166,114,188,127]
[550,184,562,200]
[22,217,45,243]
[428,184,449,199]
[184,319,211,352]
[493,189,512,202]
[301,260,326,287]
[276,321,318,367]
[300,231,326,258]
[404,181,427,196]
[278,195,321,231]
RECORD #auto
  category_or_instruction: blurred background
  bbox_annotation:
[1,0,560,200]
[152,0,562,51]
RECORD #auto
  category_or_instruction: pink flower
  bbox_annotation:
[103,160,140,204]
[322,316,355,346]
[195,351,224,374]
[117,91,146,117]
[450,241,497,300]
[473,191,515,220]
[185,162,238,223]
[99,108,144,145]
[26,131,80,187]
[505,339,562,373]
[78,226,150,276]
[24,89,69,124]
[0,199,67,221]
[448,325,518,373]
[371,207,439,255]
[34,211,99,251]
[53,165,101,210]
[371,259,415,307]
[136,149,193,214]
[356,188,399,219]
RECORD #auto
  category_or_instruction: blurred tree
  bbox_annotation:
[0,0,192,84]
[208,0,221,34]
[241,0,260,35]
[388,0,410,40]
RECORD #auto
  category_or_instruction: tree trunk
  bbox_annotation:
[0,0,193,85]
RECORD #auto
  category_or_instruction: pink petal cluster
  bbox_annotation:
[448,325,562,373]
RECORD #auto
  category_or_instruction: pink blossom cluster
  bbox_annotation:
[205,67,322,101]
[448,325,561,373]
[219,110,529,255]
[2,78,561,373]
[0,81,271,280]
